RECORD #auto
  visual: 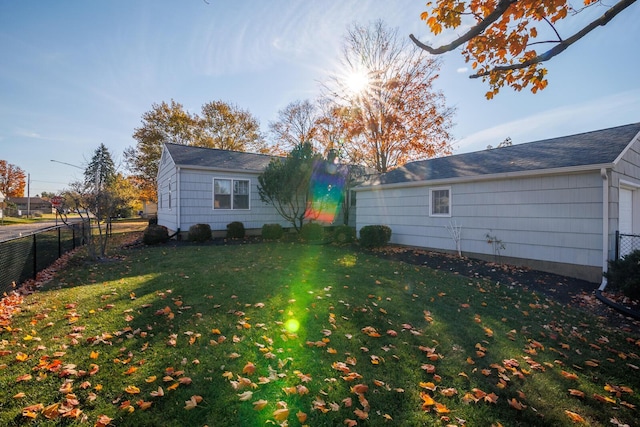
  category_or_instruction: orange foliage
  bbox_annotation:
[417,0,629,97]
[0,160,26,197]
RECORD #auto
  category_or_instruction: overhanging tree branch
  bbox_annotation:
[470,0,637,78]
[410,0,636,78]
[409,0,519,54]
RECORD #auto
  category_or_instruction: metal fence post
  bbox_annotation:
[58,227,62,258]
[615,230,619,260]
[32,234,37,280]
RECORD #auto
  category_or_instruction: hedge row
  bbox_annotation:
[143,222,392,248]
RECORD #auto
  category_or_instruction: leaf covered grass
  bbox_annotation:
[0,237,638,426]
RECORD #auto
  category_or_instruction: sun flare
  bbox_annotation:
[344,69,370,95]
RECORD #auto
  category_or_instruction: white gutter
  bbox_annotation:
[355,162,615,192]
[599,167,609,291]
[174,164,268,174]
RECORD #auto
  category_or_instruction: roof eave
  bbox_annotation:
[173,164,265,174]
[355,163,615,192]
[612,128,640,165]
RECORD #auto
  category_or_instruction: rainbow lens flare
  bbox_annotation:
[305,160,348,224]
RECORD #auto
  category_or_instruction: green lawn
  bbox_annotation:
[0,235,638,426]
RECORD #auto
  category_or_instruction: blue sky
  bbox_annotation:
[1,1,639,196]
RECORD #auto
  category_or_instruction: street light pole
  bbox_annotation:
[50,159,83,169]
[50,159,84,224]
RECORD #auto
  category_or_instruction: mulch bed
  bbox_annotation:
[370,246,640,335]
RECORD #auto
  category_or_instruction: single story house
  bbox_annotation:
[157,143,353,237]
[157,143,285,236]
[354,122,640,283]
[7,197,53,216]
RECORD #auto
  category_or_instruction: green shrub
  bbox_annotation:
[359,225,392,248]
[188,223,212,242]
[300,222,324,242]
[332,225,356,244]
[143,224,169,245]
[605,250,640,299]
[226,221,246,239]
[262,223,284,240]
[115,207,134,218]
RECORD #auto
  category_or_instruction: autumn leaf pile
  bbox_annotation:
[0,241,638,426]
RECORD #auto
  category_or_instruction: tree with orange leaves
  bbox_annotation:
[411,0,636,98]
[0,160,26,197]
[324,20,455,173]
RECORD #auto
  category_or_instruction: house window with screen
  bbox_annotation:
[233,180,249,209]
[430,187,451,216]
[214,178,250,210]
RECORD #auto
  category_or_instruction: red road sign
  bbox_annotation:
[51,196,64,207]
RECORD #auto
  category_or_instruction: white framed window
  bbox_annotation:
[167,179,172,210]
[430,187,451,217]
[233,180,249,209]
[214,178,250,210]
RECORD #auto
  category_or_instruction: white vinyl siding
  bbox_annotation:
[156,147,179,231]
[356,172,604,269]
[169,169,288,232]
[611,138,640,259]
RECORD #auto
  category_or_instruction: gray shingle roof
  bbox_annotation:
[367,122,640,186]
[164,143,280,172]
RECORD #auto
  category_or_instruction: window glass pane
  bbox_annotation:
[214,179,231,209]
[234,194,249,209]
[432,189,450,215]
[215,179,231,194]
[234,180,248,195]
[215,195,231,209]
[233,180,249,209]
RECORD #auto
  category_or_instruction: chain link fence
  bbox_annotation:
[0,222,87,293]
[615,231,640,260]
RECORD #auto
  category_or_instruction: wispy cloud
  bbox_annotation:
[455,89,640,153]
[15,129,45,139]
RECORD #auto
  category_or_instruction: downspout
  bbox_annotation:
[176,167,181,238]
[598,168,609,291]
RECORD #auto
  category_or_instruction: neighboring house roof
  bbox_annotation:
[364,122,640,187]
[8,197,52,206]
[164,143,280,172]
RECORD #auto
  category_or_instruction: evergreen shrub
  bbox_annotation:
[262,223,284,240]
[143,224,169,245]
[332,225,356,244]
[300,222,324,242]
[359,225,392,248]
[226,221,246,239]
[605,250,640,299]
[188,223,212,242]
